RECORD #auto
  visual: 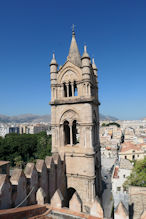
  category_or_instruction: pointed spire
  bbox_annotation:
[92,58,97,70]
[67,29,81,67]
[50,52,58,66]
[81,45,90,59]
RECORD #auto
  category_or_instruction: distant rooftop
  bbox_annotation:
[0,161,10,166]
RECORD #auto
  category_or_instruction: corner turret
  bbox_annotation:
[50,53,58,100]
[81,45,91,81]
[50,53,58,85]
[92,58,98,82]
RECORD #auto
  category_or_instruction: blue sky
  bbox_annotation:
[0,0,146,120]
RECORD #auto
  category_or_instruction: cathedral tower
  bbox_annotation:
[49,30,102,210]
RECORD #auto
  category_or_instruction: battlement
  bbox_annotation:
[0,155,103,218]
[0,155,66,209]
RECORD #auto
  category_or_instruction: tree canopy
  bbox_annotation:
[124,157,146,188]
[0,132,51,167]
[101,122,120,128]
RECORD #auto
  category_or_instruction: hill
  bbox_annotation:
[0,113,117,123]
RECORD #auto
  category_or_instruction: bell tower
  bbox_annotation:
[49,30,102,211]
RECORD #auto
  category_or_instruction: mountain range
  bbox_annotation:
[0,113,118,123]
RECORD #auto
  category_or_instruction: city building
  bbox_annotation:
[9,126,19,134]
[119,142,146,161]
[112,158,133,209]
[0,124,9,137]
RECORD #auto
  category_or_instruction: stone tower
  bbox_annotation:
[49,30,102,211]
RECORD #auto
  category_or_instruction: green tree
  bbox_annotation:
[14,155,24,168]
[124,157,146,188]
[0,132,52,167]
[35,131,51,159]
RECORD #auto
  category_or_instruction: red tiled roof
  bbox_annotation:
[120,142,142,153]
[106,146,111,150]
[113,166,119,178]
[0,161,10,166]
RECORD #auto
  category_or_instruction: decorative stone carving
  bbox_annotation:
[60,109,79,125]
[62,70,77,83]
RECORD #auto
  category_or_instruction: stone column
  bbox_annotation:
[89,84,91,96]
[61,85,64,98]
[70,125,73,146]
[71,83,74,97]
[67,84,69,97]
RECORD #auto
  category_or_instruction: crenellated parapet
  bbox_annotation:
[0,154,67,210]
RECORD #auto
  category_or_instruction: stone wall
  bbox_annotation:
[0,155,103,218]
[129,186,146,219]
[0,154,66,210]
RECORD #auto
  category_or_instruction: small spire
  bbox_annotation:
[81,44,90,59]
[53,52,55,59]
[50,52,58,66]
[92,58,98,71]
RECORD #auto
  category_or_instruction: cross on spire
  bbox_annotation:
[72,24,76,35]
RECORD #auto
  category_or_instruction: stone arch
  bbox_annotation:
[61,70,78,84]
[66,187,76,207]
[60,109,80,125]
[57,64,82,84]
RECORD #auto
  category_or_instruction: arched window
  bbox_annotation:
[72,120,79,145]
[63,83,67,97]
[64,120,70,145]
[69,82,72,97]
[74,81,78,96]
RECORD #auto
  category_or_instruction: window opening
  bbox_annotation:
[69,82,72,97]
[117,187,121,191]
[64,121,70,145]
[63,83,67,97]
[74,81,78,96]
[72,120,79,145]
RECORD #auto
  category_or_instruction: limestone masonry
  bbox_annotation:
[49,29,102,211]
[0,30,103,218]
